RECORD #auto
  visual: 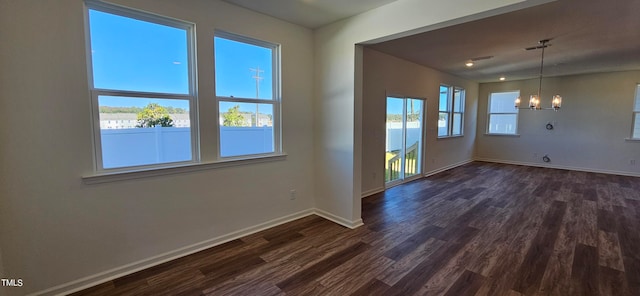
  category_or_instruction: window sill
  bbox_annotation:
[83,153,287,185]
[437,135,464,140]
[625,138,640,142]
[484,133,521,137]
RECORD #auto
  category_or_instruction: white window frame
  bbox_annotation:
[631,84,640,139]
[438,84,465,138]
[214,30,282,159]
[487,91,520,135]
[85,1,199,172]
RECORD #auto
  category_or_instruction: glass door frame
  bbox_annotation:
[385,95,426,188]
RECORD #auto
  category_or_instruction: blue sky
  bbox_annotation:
[386,97,423,116]
[89,9,272,115]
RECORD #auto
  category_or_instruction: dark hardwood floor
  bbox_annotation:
[72,162,640,296]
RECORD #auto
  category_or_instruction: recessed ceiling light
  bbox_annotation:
[465,61,474,67]
[499,76,506,81]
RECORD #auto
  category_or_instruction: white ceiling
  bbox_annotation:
[222,0,398,29]
[368,0,640,82]
[223,0,640,83]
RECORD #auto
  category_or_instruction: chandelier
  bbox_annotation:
[514,39,562,111]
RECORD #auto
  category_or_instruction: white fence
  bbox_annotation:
[101,127,273,168]
[386,123,422,152]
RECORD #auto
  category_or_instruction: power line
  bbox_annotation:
[250,67,264,99]
[250,67,264,126]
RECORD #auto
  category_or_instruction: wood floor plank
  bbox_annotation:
[511,200,567,295]
[275,241,370,292]
[467,194,547,276]
[376,237,445,286]
[70,162,640,296]
[385,227,478,296]
[598,209,618,232]
[577,200,599,247]
[598,266,630,296]
[537,196,578,296]
[473,249,525,296]
[349,279,391,296]
[318,251,394,295]
[622,256,640,296]
[597,184,615,211]
[614,205,640,261]
[570,244,599,296]
[442,269,485,296]
[598,230,625,271]
[383,224,443,261]
[417,251,477,296]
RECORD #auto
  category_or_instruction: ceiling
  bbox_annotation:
[222,0,398,29]
[368,0,640,82]
[223,0,640,83]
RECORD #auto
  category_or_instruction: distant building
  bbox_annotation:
[99,113,191,129]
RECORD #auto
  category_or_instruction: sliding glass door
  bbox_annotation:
[385,97,424,185]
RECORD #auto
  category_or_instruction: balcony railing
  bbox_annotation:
[386,142,418,182]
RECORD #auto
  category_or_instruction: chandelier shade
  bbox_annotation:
[514,39,562,111]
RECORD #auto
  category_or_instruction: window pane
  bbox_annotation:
[453,88,464,112]
[489,114,518,134]
[634,113,640,138]
[438,112,449,137]
[439,85,449,112]
[405,99,423,178]
[386,97,404,183]
[490,91,519,113]
[386,98,404,125]
[215,36,273,99]
[219,102,274,157]
[635,85,640,111]
[452,113,462,135]
[88,10,189,94]
[98,96,191,168]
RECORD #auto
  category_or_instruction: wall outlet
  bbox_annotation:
[289,189,296,200]
[372,172,377,180]
[631,159,636,166]
[533,153,538,160]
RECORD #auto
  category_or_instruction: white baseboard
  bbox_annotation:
[313,208,364,229]
[33,209,315,296]
[474,157,640,177]
[424,159,474,177]
[361,187,384,198]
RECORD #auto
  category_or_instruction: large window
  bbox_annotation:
[438,85,464,137]
[488,91,519,135]
[85,2,285,176]
[632,84,640,139]
[86,2,196,170]
[214,32,280,158]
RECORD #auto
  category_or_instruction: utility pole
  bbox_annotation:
[250,67,264,126]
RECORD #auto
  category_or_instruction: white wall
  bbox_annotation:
[362,49,477,195]
[0,246,5,296]
[314,0,546,225]
[0,0,314,294]
[476,71,640,175]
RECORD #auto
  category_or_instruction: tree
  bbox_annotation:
[136,103,174,128]
[222,105,245,127]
